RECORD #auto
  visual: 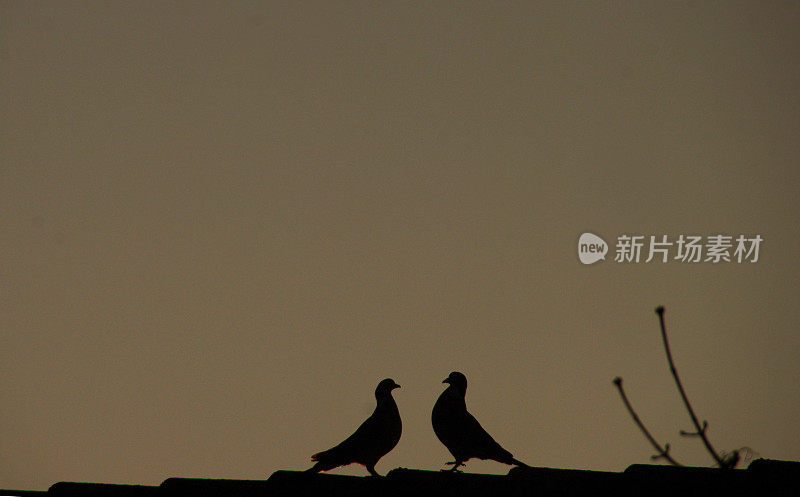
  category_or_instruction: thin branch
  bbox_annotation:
[655,306,726,468]
[612,377,682,466]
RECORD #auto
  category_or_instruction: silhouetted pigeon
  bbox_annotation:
[307,378,402,477]
[432,371,528,471]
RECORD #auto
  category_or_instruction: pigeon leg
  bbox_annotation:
[444,460,465,472]
[366,464,381,477]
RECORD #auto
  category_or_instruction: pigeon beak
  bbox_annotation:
[393,383,401,390]
[442,378,450,384]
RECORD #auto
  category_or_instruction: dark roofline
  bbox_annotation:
[2,459,798,497]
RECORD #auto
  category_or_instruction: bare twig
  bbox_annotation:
[655,306,727,468]
[612,377,682,466]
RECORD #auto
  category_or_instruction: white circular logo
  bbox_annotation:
[578,232,608,264]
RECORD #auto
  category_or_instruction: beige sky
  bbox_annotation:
[2,1,799,490]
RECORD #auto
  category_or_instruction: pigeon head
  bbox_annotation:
[442,371,467,393]
[375,378,401,398]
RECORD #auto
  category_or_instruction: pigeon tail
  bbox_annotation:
[307,447,372,474]
[306,449,342,473]
[510,457,529,468]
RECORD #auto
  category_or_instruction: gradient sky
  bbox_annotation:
[2,1,799,490]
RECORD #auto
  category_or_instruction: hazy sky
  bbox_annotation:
[2,1,799,490]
